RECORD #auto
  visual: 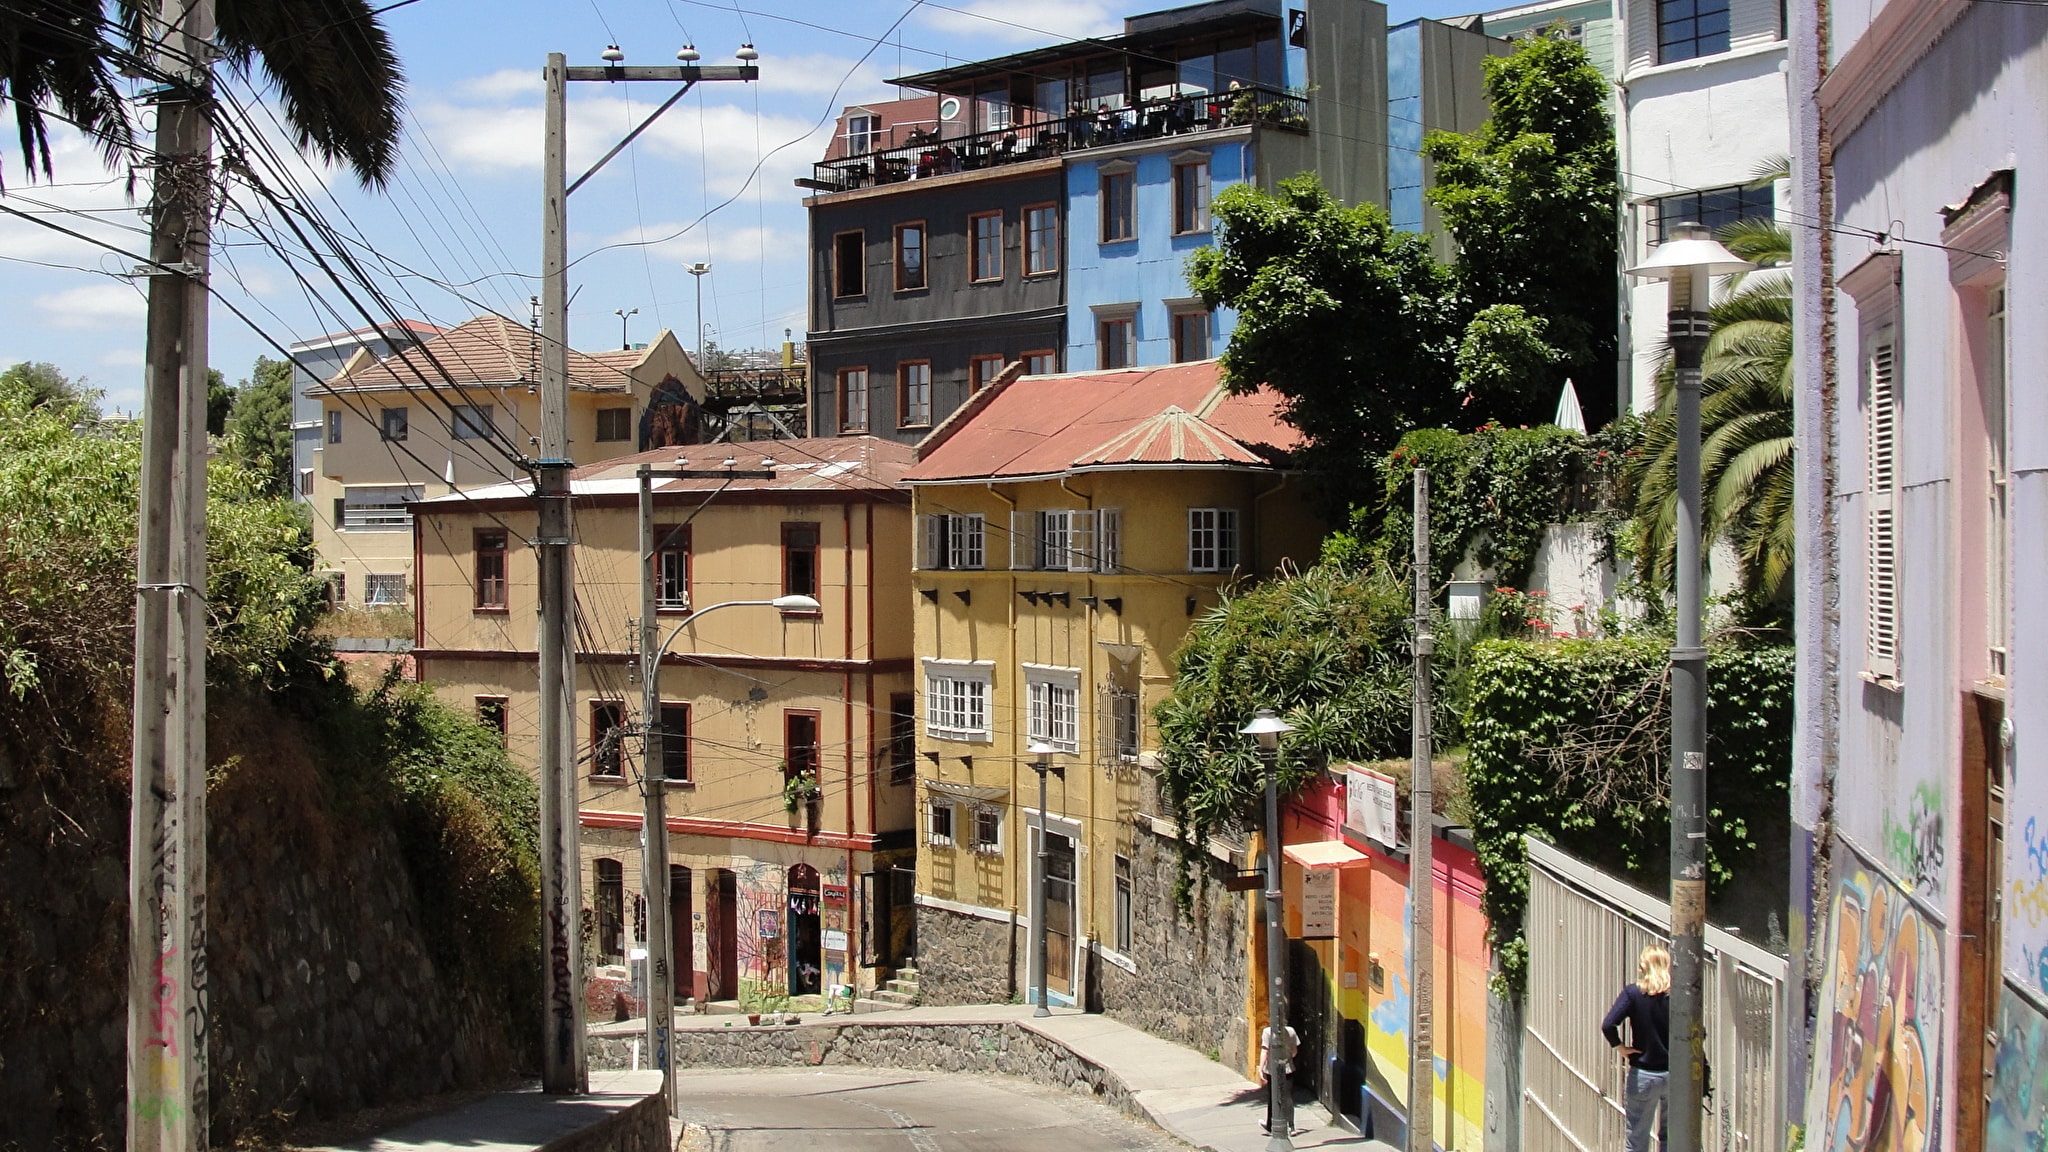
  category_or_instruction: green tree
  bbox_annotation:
[206,367,234,437]
[1424,32,1620,428]
[226,355,294,496]
[0,0,404,187]
[0,360,96,418]
[1186,174,1466,513]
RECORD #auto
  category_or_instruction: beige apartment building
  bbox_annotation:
[313,315,704,607]
[410,436,918,1006]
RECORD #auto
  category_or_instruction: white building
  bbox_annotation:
[1790,0,2047,1146]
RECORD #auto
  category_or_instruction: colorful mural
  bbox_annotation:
[640,374,703,449]
[1808,863,1943,1152]
[1878,782,1947,899]
[1987,983,2048,1152]
[2016,817,2048,996]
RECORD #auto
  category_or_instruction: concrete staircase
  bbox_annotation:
[854,967,920,1013]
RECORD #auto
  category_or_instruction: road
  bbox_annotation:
[672,1067,1189,1151]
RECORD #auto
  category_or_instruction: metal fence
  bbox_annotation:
[1520,837,1789,1152]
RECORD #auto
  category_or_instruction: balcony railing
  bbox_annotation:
[342,503,411,531]
[805,87,1307,195]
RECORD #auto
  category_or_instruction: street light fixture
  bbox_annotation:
[1241,707,1296,1151]
[687,262,713,365]
[614,307,638,350]
[1027,739,1062,1018]
[1625,221,1751,1152]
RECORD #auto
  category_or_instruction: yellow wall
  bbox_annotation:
[910,467,1322,992]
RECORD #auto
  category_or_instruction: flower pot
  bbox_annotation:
[748,1013,762,1025]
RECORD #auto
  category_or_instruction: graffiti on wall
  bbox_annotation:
[1879,782,1946,899]
[2015,817,2048,996]
[1809,865,1943,1152]
[1987,983,2047,1152]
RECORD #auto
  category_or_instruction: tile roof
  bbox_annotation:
[321,315,653,393]
[416,436,913,505]
[902,360,1302,483]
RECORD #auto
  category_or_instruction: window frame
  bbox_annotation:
[475,695,509,744]
[1024,663,1082,754]
[832,229,866,298]
[782,521,822,603]
[1649,183,1773,244]
[969,354,1006,392]
[1170,309,1212,362]
[452,404,496,442]
[1656,0,1731,64]
[973,807,1003,855]
[970,211,1005,283]
[888,692,917,785]
[845,112,880,155]
[1100,167,1136,243]
[783,709,823,784]
[1172,159,1212,235]
[1023,202,1059,276]
[919,513,987,571]
[474,528,509,611]
[325,409,342,444]
[1187,507,1241,573]
[897,360,933,428]
[364,573,407,606]
[1023,350,1057,375]
[590,700,627,779]
[1096,507,1122,572]
[922,658,994,743]
[654,523,692,613]
[927,798,956,846]
[595,406,633,442]
[1098,315,1136,370]
[1114,853,1133,953]
[656,702,691,783]
[379,405,408,442]
[837,366,869,432]
[894,221,928,292]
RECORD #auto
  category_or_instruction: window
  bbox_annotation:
[327,572,346,605]
[833,230,865,297]
[1010,509,1100,571]
[452,404,495,441]
[845,112,880,155]
[1657,0,1730,63]
[326,410,341,444]
[475,529,508,610]
[895,223,927,291]
[1024,350,1057,375]
[784,711,821,783]
[837,367,869,432]
[1650,184,1772,243]
[1188,507,1240,572]
[1024,204,1058,275]
[919,513,986,570]
[596,407,632,442]
[1865,328,1899,679]
[1173,160,1212,234]
[898,361,932,427]
[1098,316,1135,370]
[654,524,690,611]
[595,859,624,959]
[1101,169,1135,242]
[1171,310,1211,362]
[783,522,821,600]
[656,703,690,782]
[1096,508,1122,572]
[475,696,508,744]
[974,808,1003,855]
[1025,665,1081,753]
[971,212,1004,282]
[1107,687,1140,759]
[1114,854,1133,952]
[1982,287,2009,678]
[298,468,314,497]
[970,355,1006,391]
[365,573,407,606]
[590,701,626,778]
[927,799,956,846]
[888,693,916,785]
[924,659,993,741]
[380,406,408,441]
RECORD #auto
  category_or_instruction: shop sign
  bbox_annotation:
[1348,765,1401,851]
[1300,867,1337,938]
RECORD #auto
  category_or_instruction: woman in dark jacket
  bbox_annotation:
[1601,944,1671,1152]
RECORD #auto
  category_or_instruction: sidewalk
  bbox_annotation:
[305,1070,663,1151]
[606,1004,1395,1152]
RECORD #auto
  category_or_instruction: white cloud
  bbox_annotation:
[462,68,540,101]
[98,347,144,368]
[917,0,1120,43]
[594,220,803,268]
[743,54,892,101]
[38,282,148,329]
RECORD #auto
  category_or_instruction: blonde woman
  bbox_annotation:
[1601,945,1672,1152]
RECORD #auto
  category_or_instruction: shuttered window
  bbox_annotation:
[1866,331,1899,679]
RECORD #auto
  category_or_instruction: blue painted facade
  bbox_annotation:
[1063,137,1249,371]
[1386,21,1427,234]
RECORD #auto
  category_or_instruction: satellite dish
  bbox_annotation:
[939,96,962,121]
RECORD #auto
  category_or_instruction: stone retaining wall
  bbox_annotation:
[546,1084,670,1152]
[912,904,1018,1005]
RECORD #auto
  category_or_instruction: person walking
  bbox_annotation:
[1258,1021,1298,1136]
[1602,944,1672,1151]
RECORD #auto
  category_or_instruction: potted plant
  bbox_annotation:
[782,768,822,813]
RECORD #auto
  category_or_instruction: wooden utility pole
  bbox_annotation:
[128,1,215,1147]
[1408,467,1434,1152]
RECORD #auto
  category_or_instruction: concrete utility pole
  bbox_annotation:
[1407,468,1434,1152]
[1028,742,1061,1018]
[538,46,756,1097]
[1243,708,1296,1150]
[128,1,215,1147]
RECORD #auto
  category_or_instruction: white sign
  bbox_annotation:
[823,929,849,953]
[1348,765,1401,851]
[1300,867,1337,938]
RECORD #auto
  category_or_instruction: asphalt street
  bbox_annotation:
[672,1067,1190,1152]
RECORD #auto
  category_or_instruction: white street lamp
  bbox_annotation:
[1241,708,1296,1150]
[687,262,713,365]
[1624,221,1750,1152]
[1027,739,1062,1018]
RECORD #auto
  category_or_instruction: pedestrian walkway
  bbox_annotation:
[305,1070,663,1151]
[604,1004,1395,1152]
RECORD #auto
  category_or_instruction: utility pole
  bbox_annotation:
[538,45,756,1097]
[1027,742,1061,1017]
[688,263,712,364]
[128,1,214,1148]
[1242,708,1296,1150]
[1407,468,1434,1152]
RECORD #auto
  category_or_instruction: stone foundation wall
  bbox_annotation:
[550,1081,671,1152]
[1093,825,1250,1074]
[912,904,1018,1005]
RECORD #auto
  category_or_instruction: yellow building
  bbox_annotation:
[410,435,917,1007]
[899,360,1322,1010]
[314,315,705,608]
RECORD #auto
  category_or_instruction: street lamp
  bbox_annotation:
[1027,739,1063,1018]
[1625,221,1751,1152]
[1241,707,1296,1151]
[687,263,712,365]
[614,307,638,350]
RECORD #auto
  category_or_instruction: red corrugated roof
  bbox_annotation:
[903,361,1301,482]
[573,435,914,493]
[322,315,649,393]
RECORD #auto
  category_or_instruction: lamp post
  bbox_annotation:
[1027,740,1062,1017]
[1242,707,1296,1150]
[688,262,712,364]
[1625,222,1751,1152]
[615,307,638,350]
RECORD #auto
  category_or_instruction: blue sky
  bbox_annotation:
[0,0,1484,414]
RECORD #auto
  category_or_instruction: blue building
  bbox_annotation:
[1387,16,1511,247]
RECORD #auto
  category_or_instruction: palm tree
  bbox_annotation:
[1,0,403,187]
[1628,171,1794,619]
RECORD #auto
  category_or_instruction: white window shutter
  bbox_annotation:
[918,515,939,570]
[1097,508,1121,572]
[1068,510,1096,572]
[1011,510,1033,570]
[955,514,985,570]
[1866,335,1899,678]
